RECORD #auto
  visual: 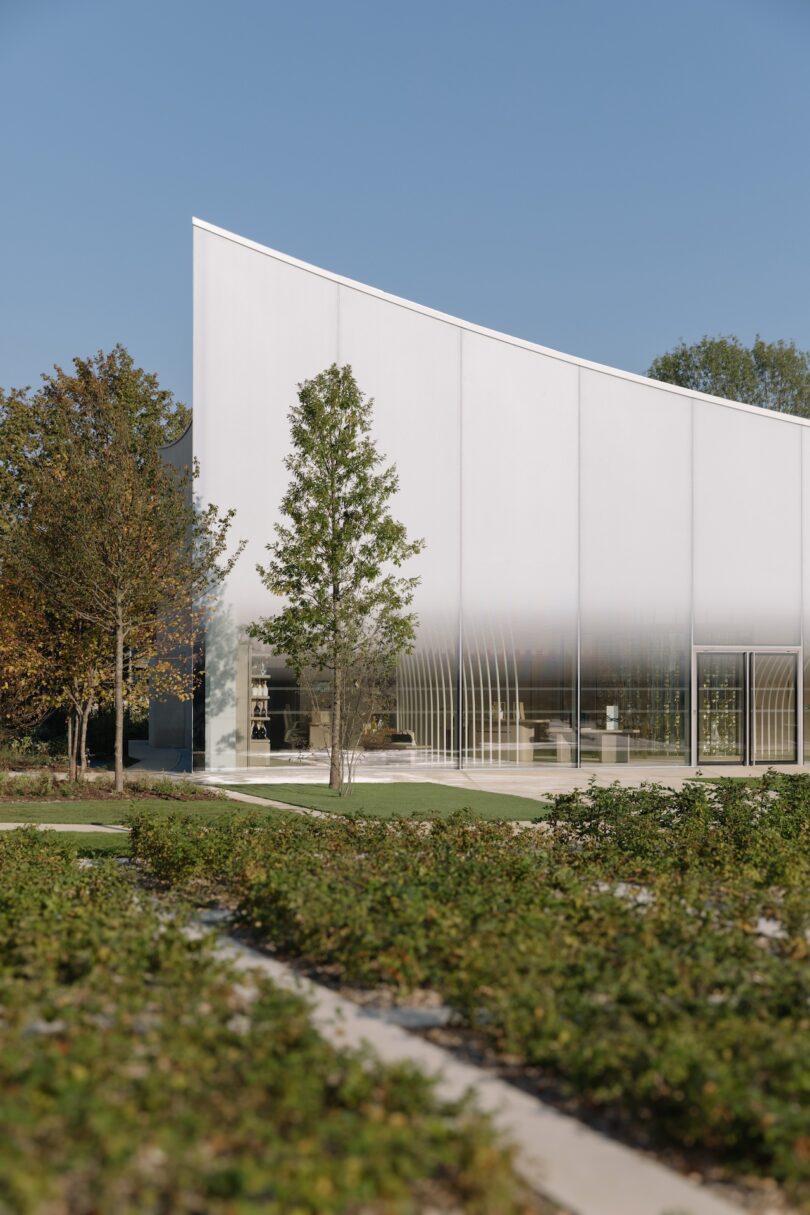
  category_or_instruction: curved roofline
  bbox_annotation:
[193,217,810,430]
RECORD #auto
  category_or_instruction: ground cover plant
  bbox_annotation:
[0,773,228,802]
[131,772,810,1205]
[222,781,548,821]
[0,829,535,1214]
[0,737,66,772]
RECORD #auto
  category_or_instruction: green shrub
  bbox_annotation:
[130,780,810,1200]
[0,830,527,1214]
[0,772,230,803]
[125,776,230,802]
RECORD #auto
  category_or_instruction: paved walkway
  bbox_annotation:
[214,928,743,1215]
[0,822,128,833]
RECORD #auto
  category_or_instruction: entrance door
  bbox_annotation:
[696,650,798,765]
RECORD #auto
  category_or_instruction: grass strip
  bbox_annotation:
[0,799,290,826]
[221,780,549,820]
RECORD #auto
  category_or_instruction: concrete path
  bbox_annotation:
[199,761,803,802]
[214,930,744,1215]
[0,822,128,833]
[218,787,329,819]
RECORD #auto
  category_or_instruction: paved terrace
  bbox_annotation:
[129,744,807,798]
[187,759,805,800]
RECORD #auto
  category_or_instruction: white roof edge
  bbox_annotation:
[192,217,810,429]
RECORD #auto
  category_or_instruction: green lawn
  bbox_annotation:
[221,781,549,820]
[0,799,290,825]
[49,830,132,857]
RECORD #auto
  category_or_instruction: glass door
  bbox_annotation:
[696,649,798,765]
[752,652,797,764]
[697,651,747,764]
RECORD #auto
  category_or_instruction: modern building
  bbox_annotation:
[158,218,810,770]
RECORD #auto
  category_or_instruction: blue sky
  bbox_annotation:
[1,0,808,406]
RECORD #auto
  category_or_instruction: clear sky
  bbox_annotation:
[1,0,808,406]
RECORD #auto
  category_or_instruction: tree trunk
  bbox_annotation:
[114,616,125,794]
[79,706,90,779]
[329,666,342,791]
[67,712,77,783]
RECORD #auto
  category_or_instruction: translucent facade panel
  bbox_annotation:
[192,221,810,771]
[694,406,801,646]
[580,371,692,762]
[460,335,578,764]
[339,287,461,761]
[194,227,339,765]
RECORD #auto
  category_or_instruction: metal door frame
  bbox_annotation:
[691,645,802,766]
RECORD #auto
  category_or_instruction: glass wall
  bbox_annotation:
[461,633,575,765]
[397,644,457,764]
[581,639,689,764]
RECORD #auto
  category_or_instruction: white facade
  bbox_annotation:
[192,218,810,770]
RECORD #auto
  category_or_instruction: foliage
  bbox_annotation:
[0,831,528,1214]
[131,774,810,1200]
[0,346,242,792]
[0,735,66,772]
[0,773,230,802]
[0,345,189,523]
[647,334,810,416]
[249,365,423,792]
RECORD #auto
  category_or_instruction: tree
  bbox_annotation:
[647,335,810,417]
[0,346,189,527]
[249,364,423,793]
[1,347,240,791]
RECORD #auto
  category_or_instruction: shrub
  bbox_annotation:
[0,830,527,1214]
[130,779,810,1199]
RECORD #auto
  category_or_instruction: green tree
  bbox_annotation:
[647,335,810,417]
[1,347,239,791]
[0,346,189,530]
[250,364,423,792]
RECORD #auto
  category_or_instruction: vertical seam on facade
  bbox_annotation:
[800,429,805,764]
[336,284,341,362]
[457,328,464,769]
[690,397,696,765]
[576,366,582,768]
